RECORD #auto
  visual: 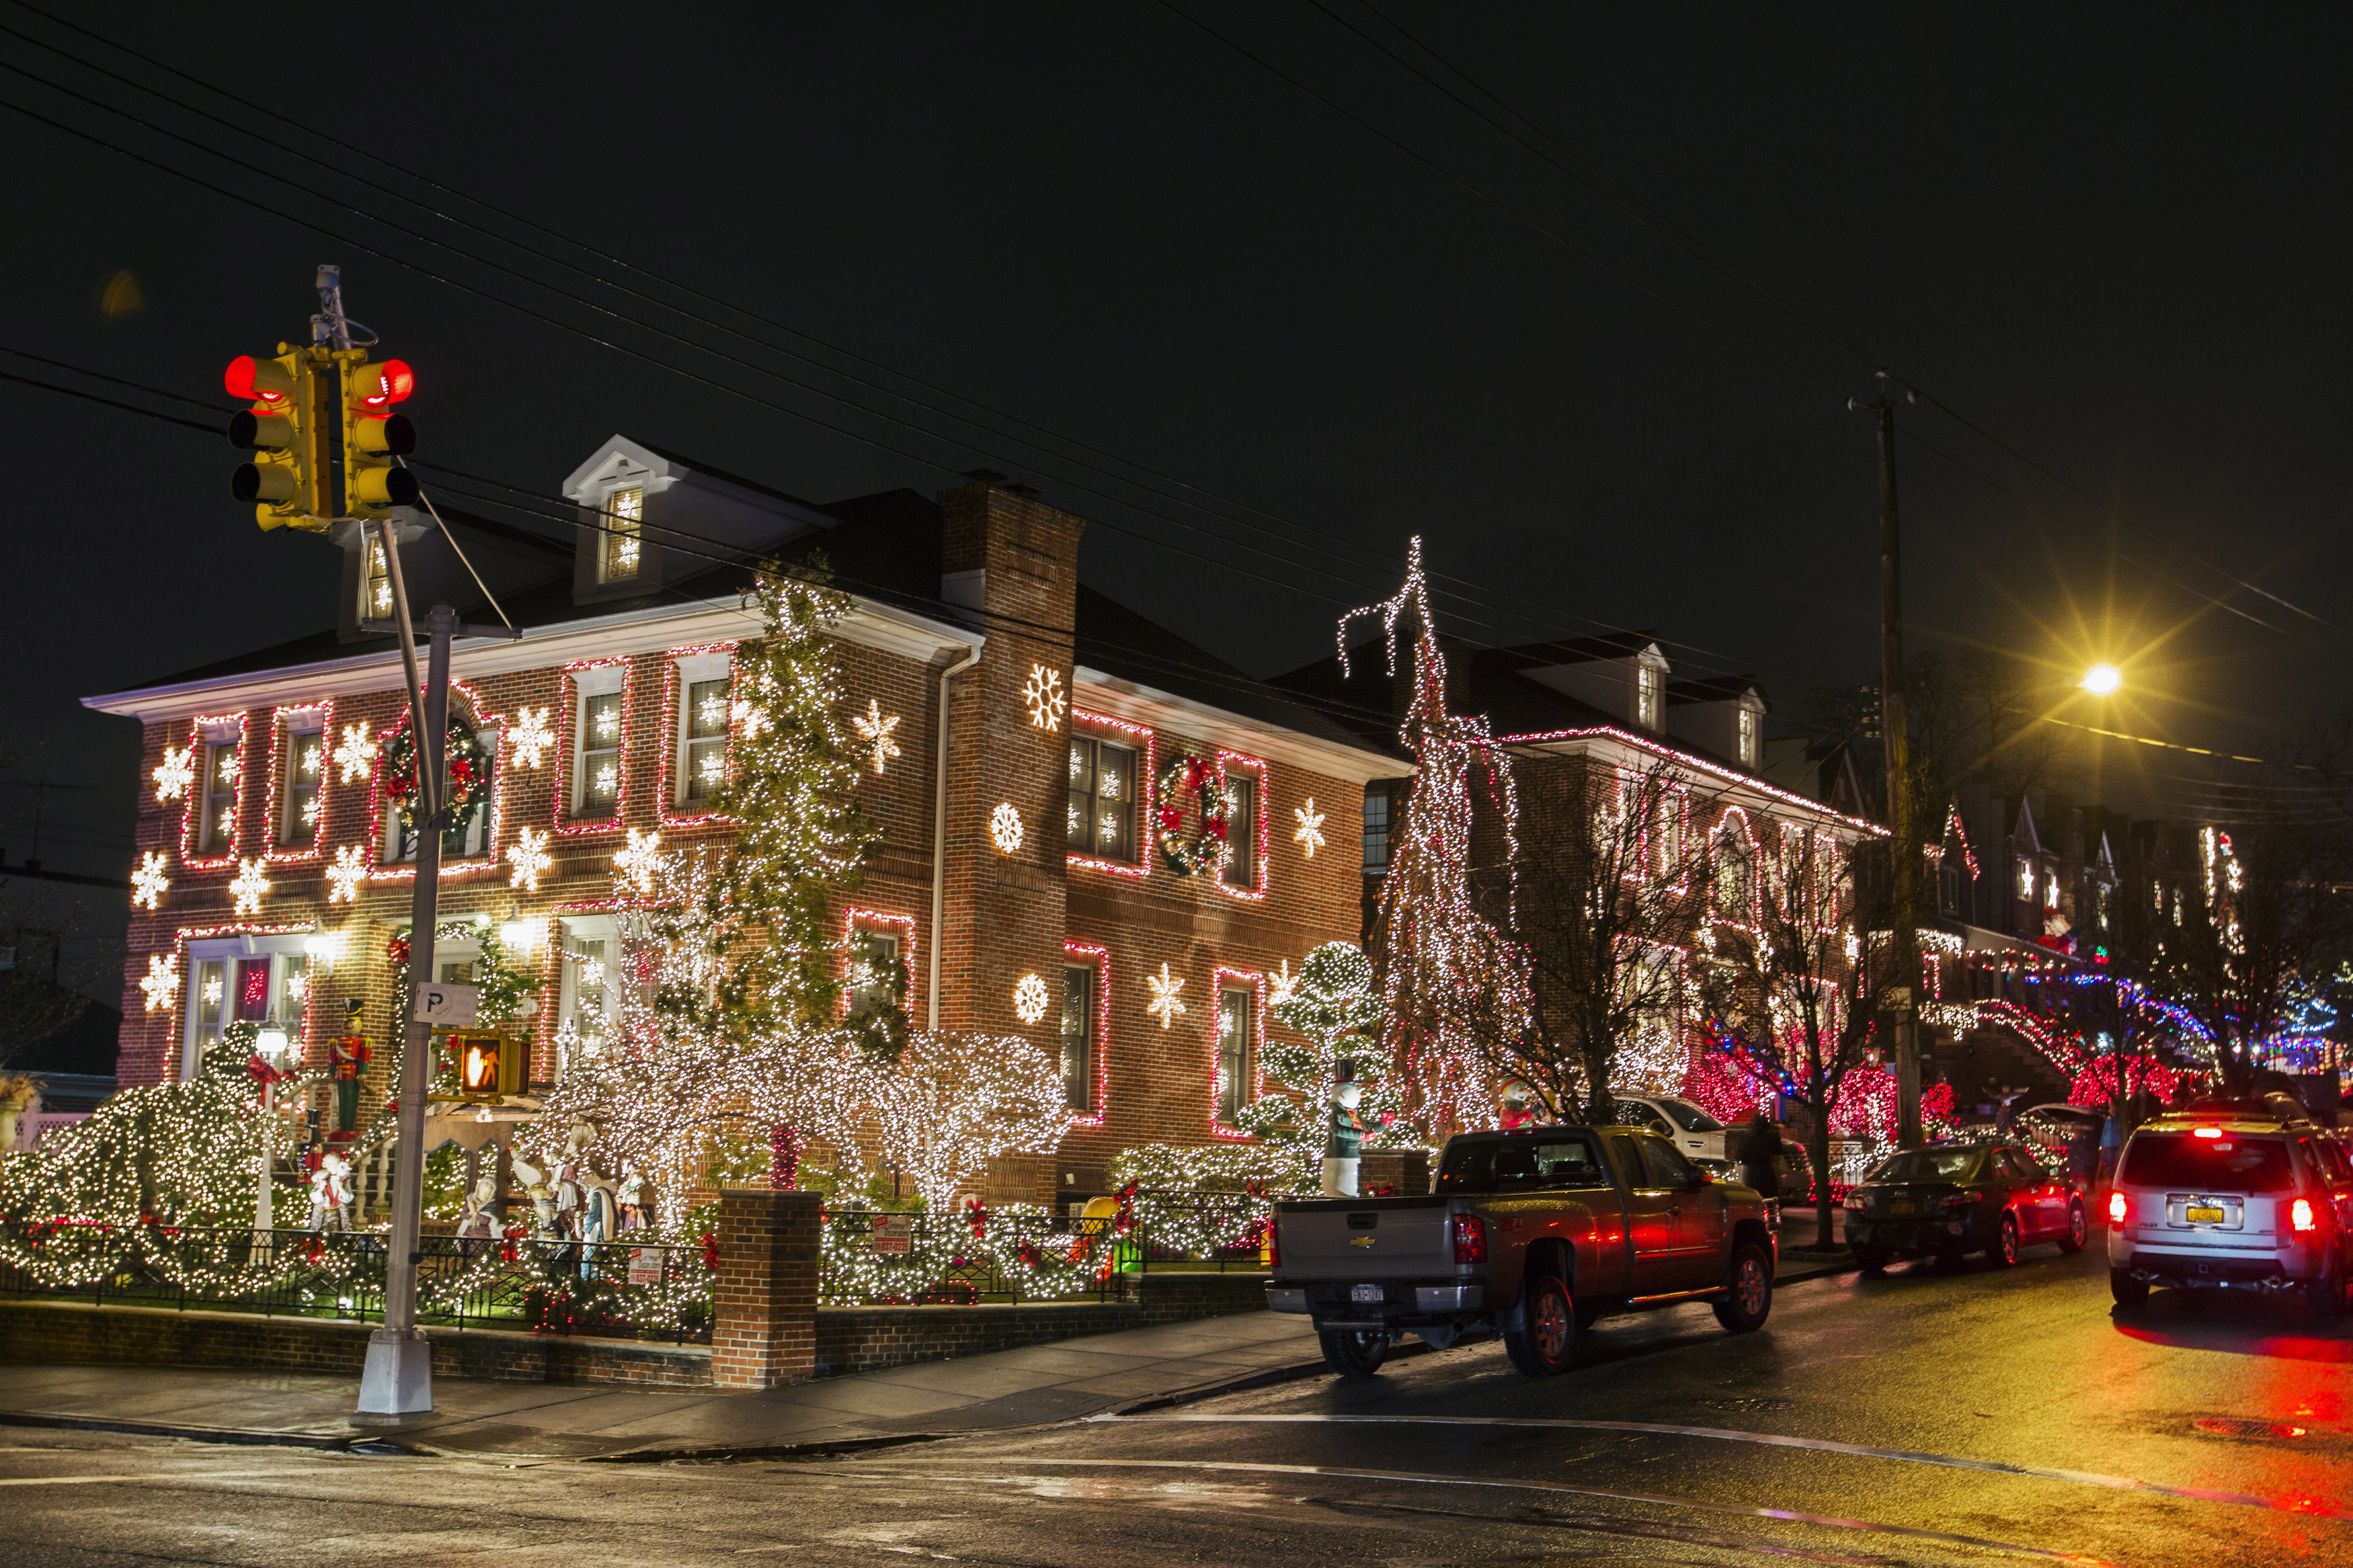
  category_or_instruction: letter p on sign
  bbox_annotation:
[414,981,481,1027]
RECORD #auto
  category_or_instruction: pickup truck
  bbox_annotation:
[1266,1123,1778,1378]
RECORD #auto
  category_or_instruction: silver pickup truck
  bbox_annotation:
[1267,1123,1778,1378]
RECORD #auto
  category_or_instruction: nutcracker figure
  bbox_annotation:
[327,997,370,1136]
[1322,1059,1367,1198]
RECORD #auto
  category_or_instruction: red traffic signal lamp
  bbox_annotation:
[338,354,419,515]
[225,348,330,532]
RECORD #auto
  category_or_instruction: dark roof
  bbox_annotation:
[1269,636,1625,751]
[1667,673,1768,708]
[637,441,830,511]
[1076,587,1394,759]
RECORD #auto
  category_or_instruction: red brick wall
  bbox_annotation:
[711,1186,821,1388]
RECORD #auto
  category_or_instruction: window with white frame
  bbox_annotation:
[1062,962,1097,1112]
[184,934,311,1079]
[1712,827,1751,919]
[361,536,393,622]
[602,487,643,582]
[1635,662,1663,732]
[391,711,495,862]
[1065,735,1138,862]
[198,728,241,854]
[1215,983,1254,1123]
[278,711,326,846]
[1361,788,1391,875]
[555,915,622,1079]
[846,928,904,1014]
[674,652,732,807]
[1219,768,1260,889]
[573,667,627,816]
[1737,707,1760,768]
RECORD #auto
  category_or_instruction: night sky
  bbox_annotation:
[7,2,2350,917]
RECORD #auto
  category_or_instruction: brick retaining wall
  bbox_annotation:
[0,1272,1269,1390]
[0,1299,713,1387]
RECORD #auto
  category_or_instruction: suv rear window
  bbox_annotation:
[2121,1133,2295,1194]
[1438,1137,1609,1191]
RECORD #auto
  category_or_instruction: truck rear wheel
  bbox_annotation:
[1712,1243,1773,1333]
[1319,1327,1388,1377]
[1504,1274,1578,1377]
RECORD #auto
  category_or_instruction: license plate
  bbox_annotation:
[1351,1284,1383,1304]
[2186,1205,2225,1224]
[1890,1201,1915,1215]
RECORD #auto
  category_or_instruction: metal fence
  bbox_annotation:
[0,1221,711,1344]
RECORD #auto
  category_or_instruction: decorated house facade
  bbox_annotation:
[85,440,1397,1206]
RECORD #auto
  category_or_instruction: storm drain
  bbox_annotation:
[2193,1417,2308,1440]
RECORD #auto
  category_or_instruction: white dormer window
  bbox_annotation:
[602,487,643,583]
[362,536,394,622]
[1737,707,1760,768]
[1635,663,1663,731]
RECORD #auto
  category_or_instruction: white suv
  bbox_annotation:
[2108,1101,2348,1318]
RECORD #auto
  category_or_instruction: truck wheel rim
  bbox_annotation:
[1536,1292,1571,1360]
[1737,1257,1767,1315]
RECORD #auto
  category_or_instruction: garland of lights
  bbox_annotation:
[381,707,489,833]
[1154,752,1228,877]
[1341,539,1531,1139]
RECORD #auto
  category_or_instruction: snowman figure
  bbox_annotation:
[1321,1059,1367,1199]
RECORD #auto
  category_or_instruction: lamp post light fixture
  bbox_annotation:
[2081,663,2122,696]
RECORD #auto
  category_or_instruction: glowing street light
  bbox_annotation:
[2081,663,2122,696]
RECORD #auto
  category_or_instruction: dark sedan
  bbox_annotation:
[1843,1141,2090,1270]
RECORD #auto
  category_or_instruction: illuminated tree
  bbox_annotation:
[867,1029,1070,1214]
[1347,540,1531,1139]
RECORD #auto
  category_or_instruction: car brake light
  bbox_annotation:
[1452,1213,1487,1265]
[2193,1127,2223,1139]
[2291,1198,2317,1233]
[2108,1191,2128,1225]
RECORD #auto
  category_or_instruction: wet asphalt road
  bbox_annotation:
[0,1243,2346,1568]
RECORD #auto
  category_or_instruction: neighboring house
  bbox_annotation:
[1276,632,1884,1057]
[83,443,1398,1203]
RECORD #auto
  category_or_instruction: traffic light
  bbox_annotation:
[225,349,330,531]
[337,354,419,516]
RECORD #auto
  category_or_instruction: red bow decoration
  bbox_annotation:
[965,1198,990,1240]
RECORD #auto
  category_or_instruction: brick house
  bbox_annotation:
[83,439,1398,1205]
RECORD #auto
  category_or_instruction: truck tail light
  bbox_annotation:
[2108,1191,2128,1225]
[1452,1213,1487,1265]
[2291,1198,2317,1234]
[1263,1221,1279,1268]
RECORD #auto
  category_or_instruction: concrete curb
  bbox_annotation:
[0,1409,359,1452]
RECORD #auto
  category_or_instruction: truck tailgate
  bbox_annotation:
[1275,1196,1453,1275]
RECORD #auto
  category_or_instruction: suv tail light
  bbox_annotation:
[2291,1198,2317,1233]
[2108,1191,2128,1225]
[1452,1213,1487,1265]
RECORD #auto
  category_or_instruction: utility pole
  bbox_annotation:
[1860,374,1923,1150]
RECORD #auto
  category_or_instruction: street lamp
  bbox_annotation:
[2081,663,2122,696]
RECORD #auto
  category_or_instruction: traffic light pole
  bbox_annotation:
[358,517,452,1418]
[1871,386,1925,1151]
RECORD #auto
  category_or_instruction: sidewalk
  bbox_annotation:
[0,1309,1324,1461]
[0,1245,1857,1460]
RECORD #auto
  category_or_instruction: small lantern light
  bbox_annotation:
[254,1022,293,1065]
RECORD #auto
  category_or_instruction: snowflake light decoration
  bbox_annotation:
[507,706,554,770]
[508,826,553,893]
[138,954,179,1013]
[1269,958,1299,1008]
[1293,798,1327,859]
[325,844,368,904]
[333,721,373,785]
[202,973,223,1007]
[1012,972,1051,1024]
[989,801,1025,855]
[152,745,194,803]
[853,698,903,774]
[1022,664,1067,732]
[614,827,664,895]
[229,858,270,915]
[1145,962,1187,1030]
[130,852,169,911]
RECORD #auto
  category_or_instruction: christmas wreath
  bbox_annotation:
[382,709,489,831]
[1155,752,1228,876]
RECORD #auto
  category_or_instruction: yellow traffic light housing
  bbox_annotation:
[226,349,331,532]
[337,354,419,517]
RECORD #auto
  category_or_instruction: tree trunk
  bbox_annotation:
[1811,1123,1836,1251]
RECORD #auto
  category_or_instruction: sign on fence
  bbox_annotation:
[626,1247,663,1286]
[871,1215,914,1256]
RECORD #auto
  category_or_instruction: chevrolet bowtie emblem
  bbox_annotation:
[1348,1235,1375,1248]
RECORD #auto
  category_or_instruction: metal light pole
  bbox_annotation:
[1861,376,1924,1151]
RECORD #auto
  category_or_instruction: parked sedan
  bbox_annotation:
[1843,1141,2089,1270]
